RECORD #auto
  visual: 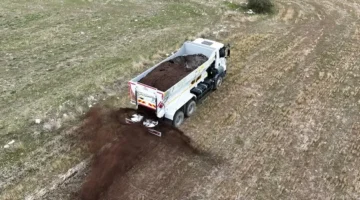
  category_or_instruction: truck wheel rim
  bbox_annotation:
[175,113,184,126]
[188,102,195,115]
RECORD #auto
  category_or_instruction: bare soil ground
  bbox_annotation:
[1,0,360,199]
[73,106,198,200]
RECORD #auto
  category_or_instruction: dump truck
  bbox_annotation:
[126,38,230,136]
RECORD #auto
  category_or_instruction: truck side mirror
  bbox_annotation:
[226,43,230,58]
[219,47,226,58]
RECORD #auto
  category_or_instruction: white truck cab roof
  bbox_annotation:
[192,38,224,50]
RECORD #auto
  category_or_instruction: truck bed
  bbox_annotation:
[138,54,208,91]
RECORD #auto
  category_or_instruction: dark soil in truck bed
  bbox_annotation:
[138,54,208,91]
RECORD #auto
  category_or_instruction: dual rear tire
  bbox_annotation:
[185,100,196,117]
[172,72,225,127]
[172,99,196,127]
[172,110,184,127]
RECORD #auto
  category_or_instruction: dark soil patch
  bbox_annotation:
[73,106,198,200]
[138,54,208,91]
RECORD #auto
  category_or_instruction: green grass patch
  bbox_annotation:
[223,1,247,11]
[247,0,274,14]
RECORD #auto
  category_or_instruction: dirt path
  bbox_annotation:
[97,0,360,199]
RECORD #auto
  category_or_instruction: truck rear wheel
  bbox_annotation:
[172,110,184,127]
[185,100,196,117]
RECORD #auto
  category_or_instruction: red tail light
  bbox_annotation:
[158,102,164,108]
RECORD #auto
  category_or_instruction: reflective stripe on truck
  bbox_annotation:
[128,82,136,103]
[138,100,156,109]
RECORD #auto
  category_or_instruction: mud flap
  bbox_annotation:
[226,43,230,58]
[148,129,162,137]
